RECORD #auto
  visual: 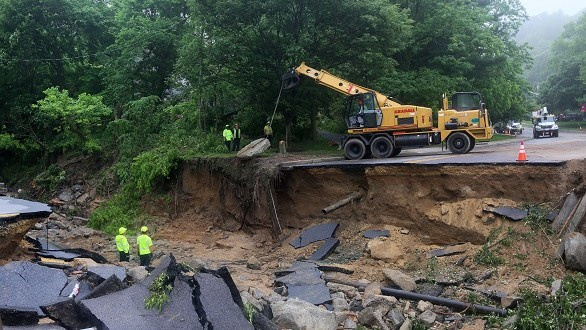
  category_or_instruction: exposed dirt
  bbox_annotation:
[3,157,586,313]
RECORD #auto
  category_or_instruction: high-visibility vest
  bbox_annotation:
[223,129,233,141]
[137,234,153,255]
[233,129,241,139]
[115,234,129,253]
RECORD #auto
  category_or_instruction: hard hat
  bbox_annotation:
[225,124,229,127]
[118,227,127,235]
[141,226,148,233]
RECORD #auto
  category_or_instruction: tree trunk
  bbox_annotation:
[311,107,317,142]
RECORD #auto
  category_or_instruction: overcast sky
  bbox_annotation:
[519,0,585,16]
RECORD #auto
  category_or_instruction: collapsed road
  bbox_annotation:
[1,130,585,329]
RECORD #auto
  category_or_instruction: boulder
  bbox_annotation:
[417,310,437,327]
[383,269,416,292]
[357,307,389,330]
[247,256,262,270]
[563,232,586,271]
[387,308,405,330]
[127,266,149,282]
[271,298,337,330]
[367,239,404,264]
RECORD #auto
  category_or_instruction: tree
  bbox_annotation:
[539,12,586,112]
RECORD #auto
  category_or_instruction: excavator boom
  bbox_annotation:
[283,62,402,107]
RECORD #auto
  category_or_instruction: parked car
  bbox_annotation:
[506,122,523,134]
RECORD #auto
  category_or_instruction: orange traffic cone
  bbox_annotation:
[517,141,527,162]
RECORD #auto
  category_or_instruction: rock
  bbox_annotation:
[418,309,437,327]
[399,318,411,330]
[399,229,410,235]
[73,258,99,269]
[387,308,405,330]
[563,232,586,271]
[441,205,449,215]
[358,307,389,330]
[367,239,404,264]
[551,279,562,296]
[249,287,266,300]
[343,317,357,329]
[271,298,337,330]
[252,312,279,330]
[364,281,381,298]
[332,295,349,312]
[327,282,357,298]
[241,291,264,312]
[71,184,84,193]
[383,269,416,292]
[417,300,433,312]
[247,256,262,270]
[127,266,149,282]
[71,216,89,226]
[58,189,75,202]
[187,258,210,271]
[334,311,348,324]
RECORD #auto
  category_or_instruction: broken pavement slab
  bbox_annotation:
[308,238,339,261]
[87,265,127,281]
[82,277,201,330]
[483,206,528,221]
[1,197,51,258]
[275,261,332,306]
[290,222,339,248]
[426,244,467,258]
[0,261,68,316]
[363,229,390,239]
[0,307,39,326]
[551,191,580,232]
[194,271,253,330]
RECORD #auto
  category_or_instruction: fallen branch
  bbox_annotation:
[322,191,364,214]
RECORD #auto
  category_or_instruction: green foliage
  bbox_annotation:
[0,133,23,151]
[32,87,112,154]
[243,302,255,323]
[88,187,141,235]
[515,273,586,329]
[474,244,504,266]
[523,204,550,232]
[540,12,586,112]
[144,273,172,312]
[34,165,66,192]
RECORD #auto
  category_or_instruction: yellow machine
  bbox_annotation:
[282,62,493,160]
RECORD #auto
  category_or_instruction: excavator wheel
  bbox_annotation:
[466,139,476,153]
[370,136,394,159]
[344,139,366,160]
[447,132,471,154]
[390,147,402,157]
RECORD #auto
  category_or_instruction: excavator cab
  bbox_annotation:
[345,93,381,128]
[451,92,485,112]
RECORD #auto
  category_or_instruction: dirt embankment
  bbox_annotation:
[177,158,586,246]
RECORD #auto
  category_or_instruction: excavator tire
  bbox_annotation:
[390,147,402,157]
[370,136,394,159]
[344,138,366,160]
[447,132,471,154]
[466,139,476,153]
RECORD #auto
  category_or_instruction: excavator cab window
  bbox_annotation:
[451,92,483,111]
[345,93,379,128]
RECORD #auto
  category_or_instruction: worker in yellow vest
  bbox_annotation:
[222,124,233,152]
[137,226,154,267]
[115,227,130,262]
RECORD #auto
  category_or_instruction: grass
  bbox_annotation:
[490,133,518,142]
[515,273,586,329]
[557,121,585,130]
[144,273,172,312]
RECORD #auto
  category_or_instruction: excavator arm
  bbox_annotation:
[282,62,402,107]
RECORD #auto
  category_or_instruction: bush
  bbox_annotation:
[515,273,586,329]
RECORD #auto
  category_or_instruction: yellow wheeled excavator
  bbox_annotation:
[282,63,493,160]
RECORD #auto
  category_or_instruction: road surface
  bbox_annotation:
[282,129,586,169]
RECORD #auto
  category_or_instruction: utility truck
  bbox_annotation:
[532,107,558,138]
[282,63,493,160]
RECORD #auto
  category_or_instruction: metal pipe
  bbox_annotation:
[380,287,507,316]
[322,191,364,214]
[323,276,507,316]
